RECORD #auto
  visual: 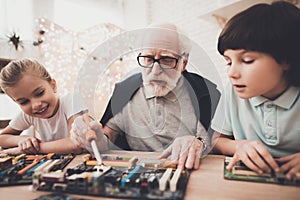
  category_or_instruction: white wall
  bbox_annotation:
[146,0,238,89]
[0,0,282,119]
[0,0,232,88]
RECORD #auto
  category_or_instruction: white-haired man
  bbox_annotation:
[72,23,220,169]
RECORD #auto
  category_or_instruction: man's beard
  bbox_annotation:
[142,70,182,97]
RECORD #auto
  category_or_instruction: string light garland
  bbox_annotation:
[34,18,125,96]
[35,18,137,119]
[1,18,137,119]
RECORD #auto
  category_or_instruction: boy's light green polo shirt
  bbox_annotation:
[211,84,300,157]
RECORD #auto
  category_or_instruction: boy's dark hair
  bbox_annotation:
[218,1,300,86]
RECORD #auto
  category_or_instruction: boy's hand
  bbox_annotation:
[227,140,279,174]
[276,152,300,180]
[17,135,40,154]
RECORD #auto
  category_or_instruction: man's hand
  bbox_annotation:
[17,135,40,154]
[70,115,91,150]
[276,152,300,180]
[227,140,279,174]
[70,115,108,153]
[159,135,204,170]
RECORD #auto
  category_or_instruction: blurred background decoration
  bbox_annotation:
[0,0,299,119]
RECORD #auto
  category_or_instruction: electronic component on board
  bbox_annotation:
[120,163,143,187]
[35,153,191,200]
[140,159,177,169]
[42,160,60,173]
[85,154,138,168]
[40,170,65,182]
[170,168,182,192]
[0,153,74,187]
[0,159,25,179]
[50,154,75,171]
[26,158,48,176]
[159,168,173,191]
[12,154,26,164]
[0,157,12,170]
[17,157,44,175]
[224,156,300,186]
[34,160,53,173]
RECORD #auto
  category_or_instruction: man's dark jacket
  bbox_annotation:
[100,70,220,150]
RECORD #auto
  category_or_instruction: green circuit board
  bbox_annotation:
[224,157,300,186]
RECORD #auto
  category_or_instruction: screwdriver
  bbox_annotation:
[85,129,103,166]
[82,114,103,166]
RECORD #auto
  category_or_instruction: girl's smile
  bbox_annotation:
[6,74,59,119]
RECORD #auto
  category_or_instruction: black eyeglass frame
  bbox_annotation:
[136,53,183,70]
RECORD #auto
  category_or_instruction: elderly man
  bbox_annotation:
[72,23,220,169]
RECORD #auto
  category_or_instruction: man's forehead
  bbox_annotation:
[141,29,180,54]
[141,48,179,57]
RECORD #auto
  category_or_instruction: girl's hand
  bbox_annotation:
[1,147,23,155]
[227,140,279,174]
[276,153,300,180]
[17,135,40,154]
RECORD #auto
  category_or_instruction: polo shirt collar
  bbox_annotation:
[250,86,299,109]
[144,76,184,102]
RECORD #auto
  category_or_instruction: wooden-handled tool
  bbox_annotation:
[83,114,103,166]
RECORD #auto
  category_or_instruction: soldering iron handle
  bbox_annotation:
[85,129,97,143]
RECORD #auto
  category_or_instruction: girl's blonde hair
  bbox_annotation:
[0,58,52,93]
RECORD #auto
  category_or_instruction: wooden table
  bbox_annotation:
[0,152,299,200]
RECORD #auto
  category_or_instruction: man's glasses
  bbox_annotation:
[137,53,180,69]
